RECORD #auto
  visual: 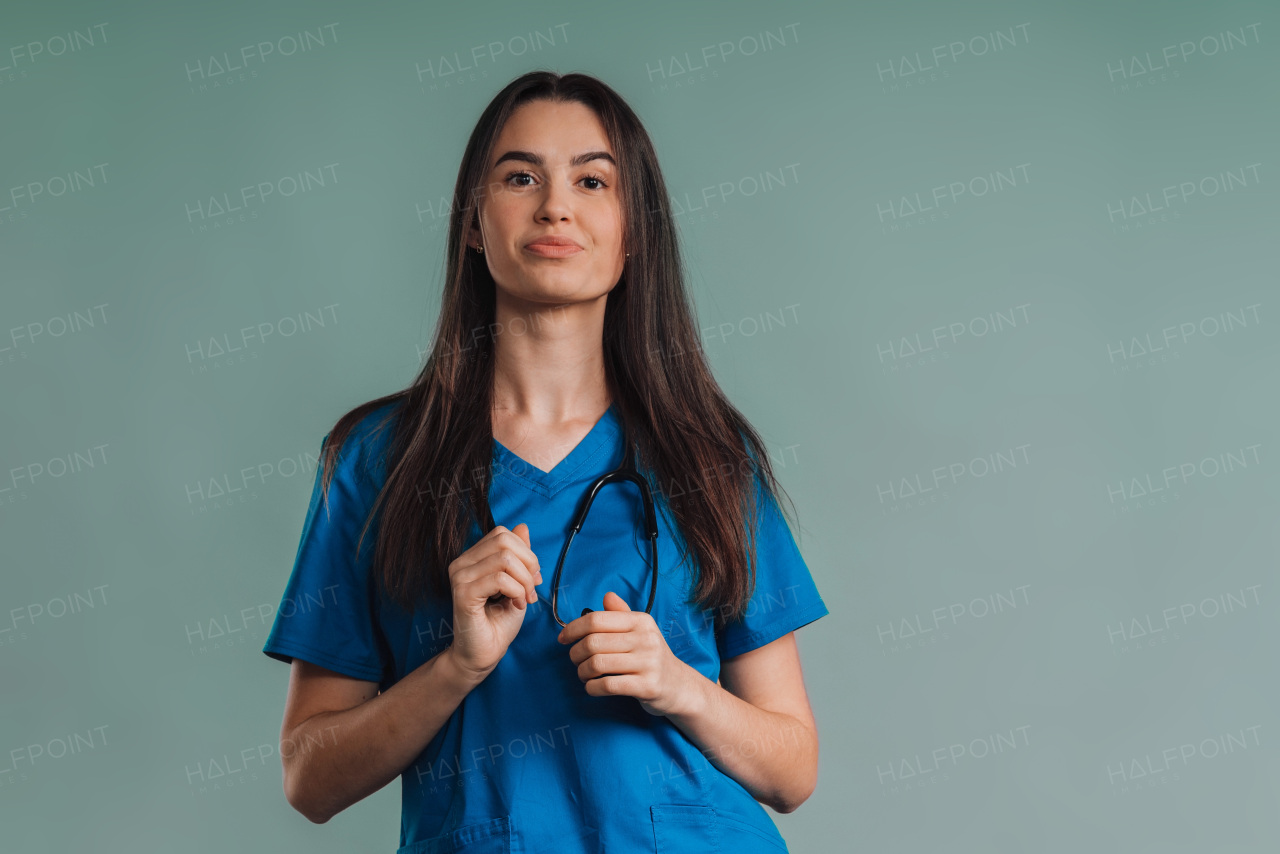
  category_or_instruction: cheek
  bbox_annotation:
[484,196,524,233]
[593,208,624,247]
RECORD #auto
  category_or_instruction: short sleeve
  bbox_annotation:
[715,478,829,660]
[262,429,388,683]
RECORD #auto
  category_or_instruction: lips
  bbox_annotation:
[526,236,582,248]
[525,236,584,257]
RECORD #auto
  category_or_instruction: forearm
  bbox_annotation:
[663,662,817,813]
[284,649,484,823]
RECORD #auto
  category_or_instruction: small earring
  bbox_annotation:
[476,244,484,254]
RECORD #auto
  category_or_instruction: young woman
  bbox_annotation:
[263,71,829,854]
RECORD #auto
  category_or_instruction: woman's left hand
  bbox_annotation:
[557,591,698,717]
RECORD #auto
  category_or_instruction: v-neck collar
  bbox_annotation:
[492,402,621,497]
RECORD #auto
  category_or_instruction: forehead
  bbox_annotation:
[491,100,614,163]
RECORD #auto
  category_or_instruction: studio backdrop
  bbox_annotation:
[2,0,1276,851]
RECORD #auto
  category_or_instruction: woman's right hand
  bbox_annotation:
[446,523,542,680]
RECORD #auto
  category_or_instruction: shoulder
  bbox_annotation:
[323,398,405,493]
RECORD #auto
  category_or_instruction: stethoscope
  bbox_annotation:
[484,441,660,628]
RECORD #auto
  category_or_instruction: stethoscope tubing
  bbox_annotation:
[484,441,660,627]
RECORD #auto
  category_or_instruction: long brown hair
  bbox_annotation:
[317,70,798,627]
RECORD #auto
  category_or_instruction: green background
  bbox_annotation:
[2,0,1276,851]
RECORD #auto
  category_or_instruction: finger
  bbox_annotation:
[583,674,639,698]
[450,524,510,572]
[463,528,543,584]
[602,590,631,612]
[458,558,527,604]
[494,529,542,583]
[462,570,528,610]
[566,631,633,666]
[465,560,535,606]
[578,651,641,682]
[489,548,539,603]
[558,611,632,644]
[557,613,589,645]
[456,547,540,602]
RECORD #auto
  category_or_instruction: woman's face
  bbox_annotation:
[469,99,626,309]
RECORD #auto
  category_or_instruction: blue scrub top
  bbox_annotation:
[263,401,829,853]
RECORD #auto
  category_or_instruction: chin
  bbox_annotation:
[501,283,609,306]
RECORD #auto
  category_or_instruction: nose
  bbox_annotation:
[534,171,572,222]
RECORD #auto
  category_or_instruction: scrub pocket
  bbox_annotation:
[649,804,789,853]
[396,815,512,854]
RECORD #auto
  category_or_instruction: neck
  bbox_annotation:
[489,290,611,423]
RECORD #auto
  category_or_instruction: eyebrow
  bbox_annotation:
[492,150,616,170]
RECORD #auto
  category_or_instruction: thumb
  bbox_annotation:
[602,591,631,612]
[513,522,531,546]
